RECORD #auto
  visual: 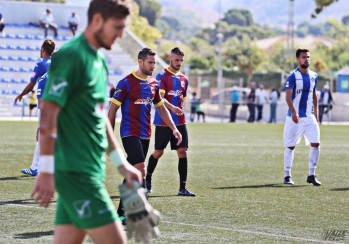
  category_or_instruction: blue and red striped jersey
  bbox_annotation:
[153,67,188,126]
[111,71,164,139]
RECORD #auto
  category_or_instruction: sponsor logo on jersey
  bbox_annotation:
[48,76,68,97]
[168,90,181,97]
[134,97,153,105]
[181,80,186,88]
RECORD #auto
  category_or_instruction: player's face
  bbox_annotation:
[140,55,156,76]
[297,52,310,69]
[94,17,127,50]
[170,54,184,71]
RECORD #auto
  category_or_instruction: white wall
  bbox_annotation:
[0,0,88,28]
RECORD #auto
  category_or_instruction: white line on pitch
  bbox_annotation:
[161,221,338,244]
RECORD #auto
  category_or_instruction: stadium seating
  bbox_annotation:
[0,24,137,117]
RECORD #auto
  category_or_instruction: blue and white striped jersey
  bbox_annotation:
[285,67,318,118]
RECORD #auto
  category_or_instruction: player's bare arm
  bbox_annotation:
[105,116,142,188]
[31,101,60,208]
[313,91,318,121]
[285,89,299,123]
[160,91,183,116]
[107,102,120,130]
[156,104,182,145]
[14,82,36,104]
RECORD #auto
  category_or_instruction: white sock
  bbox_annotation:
[284,148,295,177]
[308,147,320,176]
[30,142,40,171]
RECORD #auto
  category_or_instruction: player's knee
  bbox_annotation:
[134,163,146,177]
[177,148,187,157]
[153,150,163,159]
[311,143,320,148]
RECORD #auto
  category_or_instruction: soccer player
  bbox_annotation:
[108,47,182,222]
[31,1,158,243]
[15,39,55,177]
[283,47,321,186]
[146,47,196,196]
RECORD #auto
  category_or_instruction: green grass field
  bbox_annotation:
[0,121,348,243]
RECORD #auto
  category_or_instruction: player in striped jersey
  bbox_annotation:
[108,47,182,222]
[283,47,321,186]
[146,47,195,196]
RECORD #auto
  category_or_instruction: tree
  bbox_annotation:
[129,3,162,49]
[222,9,254,26]
[135,0,161,26]
[223,36,265,82]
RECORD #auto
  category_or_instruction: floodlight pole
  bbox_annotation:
[217,32,224,123]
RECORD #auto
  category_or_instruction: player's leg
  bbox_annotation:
[54,225,86,244]
[146,126,172,193]
[86,221,126,244]
[170,125,195,196]
[283,117,304,184]
[304,117,321,186]
[118,137,149,221]
[21,128,40,176]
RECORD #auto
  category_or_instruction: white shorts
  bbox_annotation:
[283,116,320,147]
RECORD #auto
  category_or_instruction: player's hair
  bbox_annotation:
[88,0,130,23]
[138,48,156,61]
[42,39,56,56]
[171,47,184,56]
[296,47,309,58]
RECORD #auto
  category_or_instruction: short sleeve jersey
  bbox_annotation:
[285,67,318,118]
[30,57,51,99]
[42,34,109,175]
[111,71,164,139]
[153,68,188,126]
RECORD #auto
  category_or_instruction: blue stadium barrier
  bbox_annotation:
[0,44,40,51]
[1,89,21,95]
[6,23,70,30]
[0,55,40,62]
[0,33,71,41]
[0,78,28,84]
[0,67,33,72]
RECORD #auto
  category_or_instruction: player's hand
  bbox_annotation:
[119,181,161,243]
[14,94,23,104]
[31,173,55,208]
[172,106,183,116]
[291,113,299,123]
[173,129,182,145]
[117,163,142,189]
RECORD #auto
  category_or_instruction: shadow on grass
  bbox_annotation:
[0,176,34,181]
[212,184,306,190]
[330,187,349,191]
[14,230,54,239]
[0,199,57,205]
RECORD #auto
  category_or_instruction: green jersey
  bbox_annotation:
[43,34,109,175]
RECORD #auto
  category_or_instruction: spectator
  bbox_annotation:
[67,11,80,36]
[39,8,58,37]
[190,92,199,122]
[268,88,280,123]
[0,11,5,35]
[247,82,256,123]
[318,83,334,124]
[255,84,268,122]
[230,86,240,122]
[28,90,37,118]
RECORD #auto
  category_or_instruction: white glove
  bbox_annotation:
[119,181,161,243]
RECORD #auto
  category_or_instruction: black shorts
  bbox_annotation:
[29,104,37,110]
[121,136,150,165]
[154,124,188,150]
